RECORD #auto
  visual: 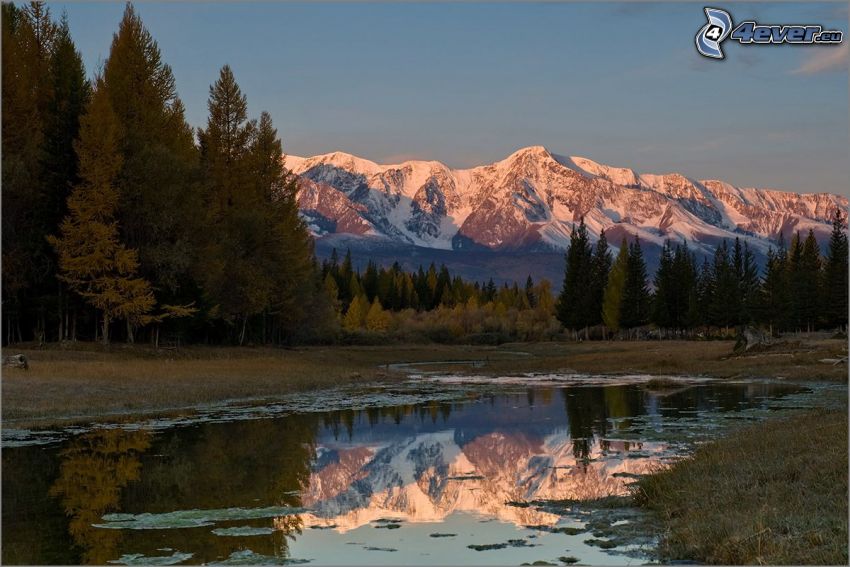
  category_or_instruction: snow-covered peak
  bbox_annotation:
[558,155,643,188]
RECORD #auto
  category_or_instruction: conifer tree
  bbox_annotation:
[602,239,628,333]
[2,2,58,339]
[760,241,789,335]
[619,237,650,331]
[102,3,199,294]
[589,230,612,328]
[798,229,822,332]
[48,81,155,345]
[824,209,849,330]
[197,65,270,343]
[709,241,739,330]
[557,219,593,334]
[652,242,675,330]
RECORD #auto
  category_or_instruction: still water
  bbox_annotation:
[2,375,840,565]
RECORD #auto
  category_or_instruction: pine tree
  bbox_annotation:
[253,111,319,341]
[589,230,612,328]
[824,209,849,330]
[671,243,697,331]
[48,81,155,345]
[620,237,650,331]
[602,239,628,333]
[2,2,58,341]
[197,65,270,343]
[556,219,593,334]
[101,4,199,294]
[798,230,822,332]
[736,239,760,325]
[652,242,675,330]
[760,241,789,335]
[709,241,739,330]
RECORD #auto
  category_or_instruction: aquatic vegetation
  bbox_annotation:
[211,526,277,536]
[211,550,311,565]
[468,539,537,551]
[96,506,304,530]
[108,551,193,565]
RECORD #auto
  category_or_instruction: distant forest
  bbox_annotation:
[3,3,847,347]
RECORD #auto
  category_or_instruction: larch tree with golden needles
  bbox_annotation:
[49,81,155,345]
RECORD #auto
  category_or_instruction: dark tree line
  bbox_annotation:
[557,212,848,338]
[321,249,550,316]
[3,2,327,346]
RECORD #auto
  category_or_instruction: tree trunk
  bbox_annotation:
[126,319,134,344]
[58,284,64,342]
[239,317,248,346]
[102,315,110,346]
[71,308,77,342]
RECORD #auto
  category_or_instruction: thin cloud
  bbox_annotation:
[791,43,849,75]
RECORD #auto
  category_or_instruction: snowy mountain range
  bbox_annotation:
[289,146,846,283]
[295,429,661,533]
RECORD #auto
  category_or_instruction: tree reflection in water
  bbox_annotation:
[49,428,152,564]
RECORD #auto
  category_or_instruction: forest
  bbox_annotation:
[2,2,847,347]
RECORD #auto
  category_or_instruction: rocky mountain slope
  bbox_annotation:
[288,146,846,282]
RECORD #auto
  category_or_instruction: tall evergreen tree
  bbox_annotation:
[797,230,822,332]
[101,3,199,295]
[652,242,675,330]
[760,240,789,335]
[589,230,612,328]
[619,237,650,331]
[824,209,849,330]
[197,65,268,343]
[709,241,739,330]
[556,219,594,334]
[48,81,155,344]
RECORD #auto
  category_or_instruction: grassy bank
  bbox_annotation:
[2,338,846,427]
[635,409,849,565]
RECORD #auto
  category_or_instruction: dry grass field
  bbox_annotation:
[2,337,846,427]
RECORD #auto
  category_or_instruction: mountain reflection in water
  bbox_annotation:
[2,380,812,565]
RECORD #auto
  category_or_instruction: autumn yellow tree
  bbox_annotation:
[366,298,391,332]
[49,80,155,344]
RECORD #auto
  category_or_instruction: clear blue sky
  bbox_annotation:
[49,2,849,196]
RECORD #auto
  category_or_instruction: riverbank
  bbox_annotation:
[635,408,848,565]
[2,337,846,427]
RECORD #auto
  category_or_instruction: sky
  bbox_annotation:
[48,2,849,196]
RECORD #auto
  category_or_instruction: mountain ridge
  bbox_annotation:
[288,146,846,282]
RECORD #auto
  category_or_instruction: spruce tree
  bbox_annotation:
[709,241,739,330]
[48,81,155,344]
[102,3,199,294]
[589,230,612,328]
[824,209,849,330]
[1,2,57,340]
[556,219,593,334]
[671,243,697,331]
[760,241,789,335]
[652,242,675,330]
[798,230,822,331]
[197,65,269,343]
[253,111,318,340]
[619,237,650,331]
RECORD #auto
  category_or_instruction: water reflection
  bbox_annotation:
[49,429,152,564]
[2,380,821,565]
